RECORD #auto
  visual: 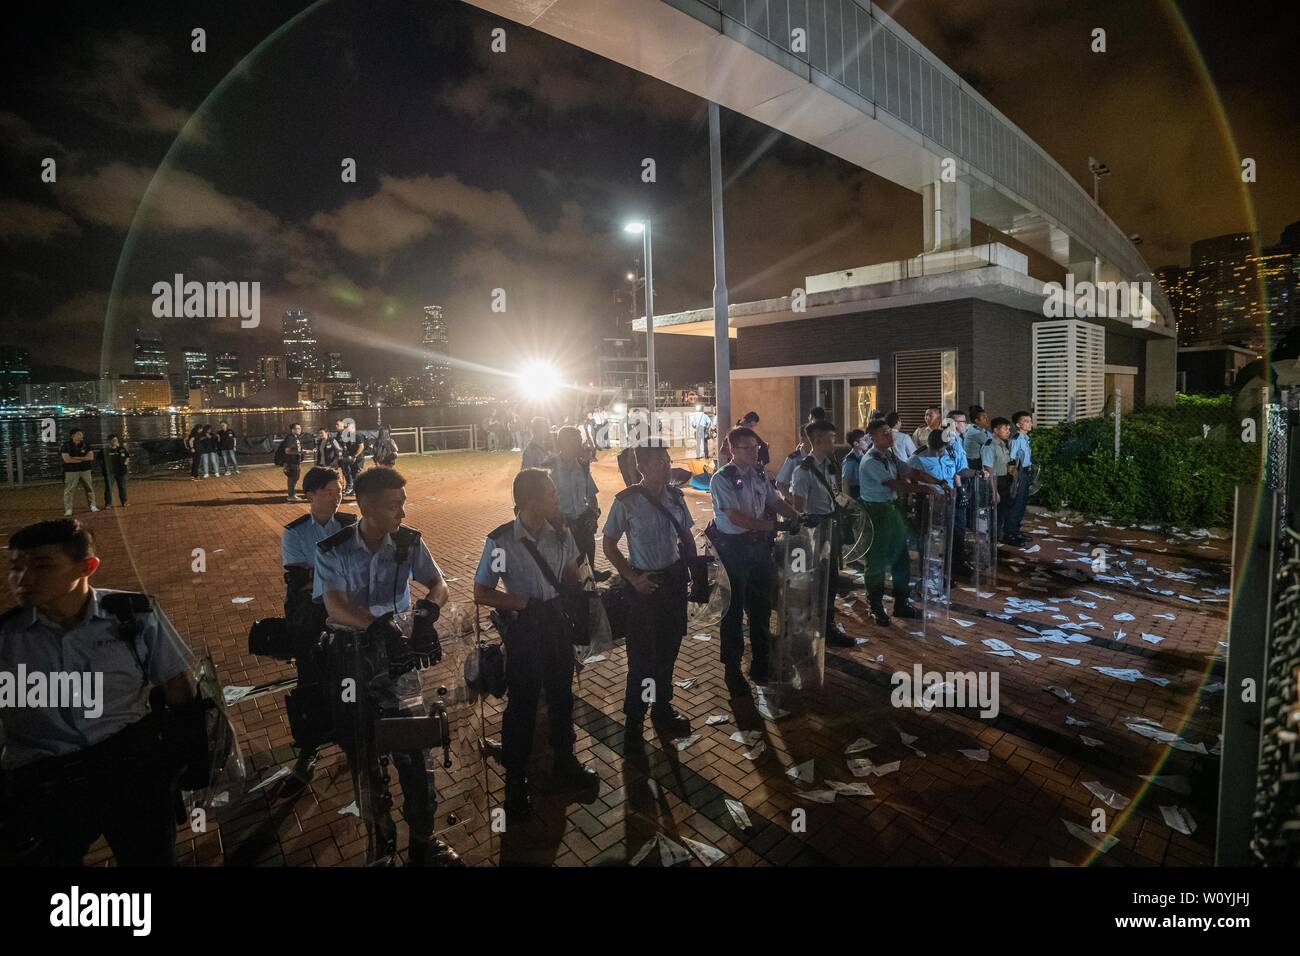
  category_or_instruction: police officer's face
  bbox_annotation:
[812,431,837,457]
[8,546,98,607]
[926,409,941,428]
[1018,416,1034,433]
[310,476,343,512]
[994,424,1012,442]
[950,416,968,434]
[873,427,893,450]
[730,437,759,469]
[639,450,670,484]
[529,479,560,521]
[361,487,406,534]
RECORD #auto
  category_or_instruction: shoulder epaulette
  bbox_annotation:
[785,450,801,460]
[798,455,815,470]
[284,513,311,531]
[336,512,357,526]
[717,462,737,475]
[98,591,152,615]
[318,525,355,552]
[614,486,638,501]
[395,524,421,543]
[487,521,515,541]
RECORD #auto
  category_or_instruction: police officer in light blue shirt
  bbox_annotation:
[548,425,607,581]
[790,419,854,647]
[1,518,194,865]
[776,406,827,499]
[473,467,597,818]
[312,466,457,867]
[602,443,696,747]
[709,425,799,696]
[1003,411,1035,545]
[963,405,992,470]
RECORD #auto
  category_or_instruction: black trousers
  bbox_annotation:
[3,718,177,866]
[563,513,598,573]
[285,464,300,497]
[623,561,688,717]
[103,470,128,505]
[501,609,575,776]
[952,485,970,565]
[190,451,201,477]
[325,630,434,845]
[715,534,774,672]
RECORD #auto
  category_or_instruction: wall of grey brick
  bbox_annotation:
[1105,330,1142,367]
[971,300,1035,416]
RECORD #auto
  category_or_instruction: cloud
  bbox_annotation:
[0,200,79,242]
[0,111,71,160]
[57,162,281,238]
[69,33,195,138]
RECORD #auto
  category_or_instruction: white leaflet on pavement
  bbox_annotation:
[730,730,763,746]
[705,714,731,725]
[338,800,361,817]
[681,836,727,866]
[958,748,989,761]
[231,597,254,604]
[1113,613,1135,621]
[674,735,700,752]
[1140,633,1164,644]
[1079,735,1104,747]
[247,765,292,793]
[223,685,254,705]
[798,789,837,804]
[942,636,965,646]
[1160,805,1197,836]
[1084,781,1130,810]
[724,799,752,829]
[742,742,767,761]
[845,736,877,755]
[658,834,693,867]
[1065,714,1089,726]
[787,759,815,783]
[1050,657,1081,666]
[1063,819,1118,852]
[1047,685,1077,703]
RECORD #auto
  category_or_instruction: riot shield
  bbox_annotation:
[769,518,832,692]
[841,501,874,566]
[968,473,998,592]
[687,529,731,631]
[917,490,954,632]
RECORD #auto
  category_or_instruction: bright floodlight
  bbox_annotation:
[520,360,562,400]
[623,221,645,234]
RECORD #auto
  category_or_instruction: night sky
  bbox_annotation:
[1,0,1295,383]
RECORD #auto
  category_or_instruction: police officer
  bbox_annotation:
[963,405,993,469]
[601,443,695,752]
[1,519,194,866]
[473,468,598,819]
[790,419,854,648]
[981,416,1014,533]
[521,417,551,471]
[312,466,459,866]
[279,422,306,502]
[281,466,354,778]
[942,411,977,577]
[709,425,799,697]
[1003,411,1035,546]
[776,407,827,499]
[548,425,609,582]
[858,421,942,626]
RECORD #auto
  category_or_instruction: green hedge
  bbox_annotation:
[1028,394,1260,526]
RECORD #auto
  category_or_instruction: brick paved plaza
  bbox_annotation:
[0,452,1230,867]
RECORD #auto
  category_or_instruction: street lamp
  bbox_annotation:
[1088,157,1110,205]
[624,219,656,437]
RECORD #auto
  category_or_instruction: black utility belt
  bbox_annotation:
[631,559,687,577]
[7,716,159,787]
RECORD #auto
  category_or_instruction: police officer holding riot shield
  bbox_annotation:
[709,425,799,698]
[473,468,598,820]
[281,466,354,779]
[601,444,696,753]
[790,419,854,647]
[312,466,460,866]
[1,519,195,866]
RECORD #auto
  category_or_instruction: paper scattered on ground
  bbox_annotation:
[730,730,762,747]
[247,765,292,793]
[798,789,837,804]
[582,654,607,664]
[1140,633,1164,645]
[1083,781,1130,810]
[1113,612,1135,622]
[674,678,696,689]
[338,800,360,817]
[231,596,254,604]
[845,736,877,755]
[953,619,974,628]
[681,836,727,866]
[658,834,693,867]
[223,685,254,705]
[1050,657,1081,666]
[897,728,926,757]
[674,734,700,752]
[692,633,712,641]
[958,748,989,762]
[742,742,767,761]
[827,780,875,796]
[705,714,731,726]
[1079,735,1104,748]
[786,759,815,784]
[1046,686,1077,704]
[1160,805,1197,836]
[942,636,965,646]
[1094,666,1170,686]
[724,799,752,829]
[629,836,658,866]
[1065,714,1089,727]
[754,694,790,721]
[1063,819,1118,853]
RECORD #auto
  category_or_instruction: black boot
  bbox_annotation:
[867,589,890,626]
[892,592,920,619]
[827,622,855,647]
[724,665,751,698]
[650,706,692,737]
[504,774,532,820]
[552,753,599,790]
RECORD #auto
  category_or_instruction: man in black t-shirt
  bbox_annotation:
[60,429,98,516]
[101,434,131,507]
[216,421,239,475]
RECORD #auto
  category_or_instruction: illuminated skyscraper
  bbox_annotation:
[282,309,320,383]
[133,331,167,376]
[422,305,451,404]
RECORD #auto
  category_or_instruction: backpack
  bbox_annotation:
[273,440,288,467]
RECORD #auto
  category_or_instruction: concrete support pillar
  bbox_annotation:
[1142,335,1177,408]
[922,179,970,253]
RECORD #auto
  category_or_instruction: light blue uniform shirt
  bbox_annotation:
[891,429,917,461]
[709,464,777,535]
[475,518,579,601]
[841,450,863,492]
[859,448,913,503]
[775,450,803,486]
[946,437,969,472]
[549,456,598,519]
[0,589,191,769]
[282,512,354,568]
[790,455,839,516]
[603,485,694,570]
[907,452,956,487]
[312,524,443,618]
[963,425,989,464]
[1009,431,1033,468]
[520,441,549,471]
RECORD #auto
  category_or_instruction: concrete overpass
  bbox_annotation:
[464,0,1171,328]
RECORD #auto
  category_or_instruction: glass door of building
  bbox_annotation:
[818,376,878,433]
